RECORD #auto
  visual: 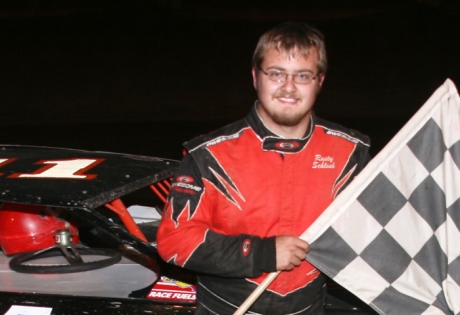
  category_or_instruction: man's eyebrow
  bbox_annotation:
[265,66,315,73]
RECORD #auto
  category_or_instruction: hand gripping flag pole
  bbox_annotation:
[234,225,320,315]
[235,79,460,315]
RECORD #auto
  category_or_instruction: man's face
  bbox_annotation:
[252,47,324,137]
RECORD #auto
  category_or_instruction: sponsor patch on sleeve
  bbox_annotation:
[171,175,202,194]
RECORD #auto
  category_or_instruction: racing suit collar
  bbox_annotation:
[246,102,315,153]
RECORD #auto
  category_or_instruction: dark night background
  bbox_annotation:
[1,0,460,159]
[0,2,458,313]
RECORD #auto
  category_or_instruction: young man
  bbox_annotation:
[157,21,371,315]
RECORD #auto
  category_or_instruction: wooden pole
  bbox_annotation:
[233,271,280,315]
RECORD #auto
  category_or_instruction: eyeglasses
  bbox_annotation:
[258,68,318,84]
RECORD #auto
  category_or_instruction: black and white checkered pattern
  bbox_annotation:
[304,79,460,315]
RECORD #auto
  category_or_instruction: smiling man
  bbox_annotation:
[252,38,325,138]
[157,21,371,315]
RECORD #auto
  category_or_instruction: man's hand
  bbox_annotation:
[275,235,310,271]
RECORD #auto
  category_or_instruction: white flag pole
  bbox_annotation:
[233,271,280,315]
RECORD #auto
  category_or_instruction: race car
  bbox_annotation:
[0,145,376,314]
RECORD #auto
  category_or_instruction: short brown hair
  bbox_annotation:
[252,21,328,75]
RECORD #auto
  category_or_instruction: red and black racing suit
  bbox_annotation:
[157,105,371,315]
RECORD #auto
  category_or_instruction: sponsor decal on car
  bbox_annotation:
[147,276,196,303]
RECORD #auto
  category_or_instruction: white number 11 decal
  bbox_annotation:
[10,159,104,180]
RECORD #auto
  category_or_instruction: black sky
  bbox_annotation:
[1,1,459,157]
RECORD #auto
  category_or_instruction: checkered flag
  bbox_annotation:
[303,79,460,315]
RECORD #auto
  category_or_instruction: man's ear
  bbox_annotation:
[318,73,325,87]
[316,73,326,93]
[251,67,258,90]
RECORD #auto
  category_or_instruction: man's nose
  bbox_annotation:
[281,75,297,92]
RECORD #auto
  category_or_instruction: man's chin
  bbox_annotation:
[272,113,307,127]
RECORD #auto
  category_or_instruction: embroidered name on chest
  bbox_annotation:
[312,154,335,169]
